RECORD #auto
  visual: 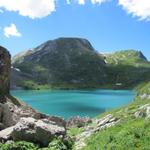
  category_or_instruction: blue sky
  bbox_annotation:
[0,0,150,60]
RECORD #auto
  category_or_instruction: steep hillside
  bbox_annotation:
[12,38,106,89]
[105,50,148,66]
[68,82,150,150]
[105,50,150,89]
[2,81,149,150]
[11,39,150,90]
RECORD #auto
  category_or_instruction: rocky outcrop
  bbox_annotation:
[0,117,66,146]
[0,99,37,129]
[12,117,66,146]
[140,93,150,100]
[75,114,120,150]
[0,46,11,99]
[134,104,150,118]
[0,126,14,141]
[0,96,66,130]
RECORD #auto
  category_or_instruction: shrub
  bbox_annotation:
[0,141,38,150]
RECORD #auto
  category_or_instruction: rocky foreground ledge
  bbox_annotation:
[0,46,68,147]
[0,46,95,148]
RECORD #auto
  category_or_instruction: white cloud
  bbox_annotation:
[118,0,150,20]
[74,0,108,5]
[0,0,56,19]
[91,0,108,5]
[78,0,85,5]
[0,0,149,22]
[66,0,71,4]
[4,23,21,38]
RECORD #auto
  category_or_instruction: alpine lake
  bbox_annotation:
[11,89,136,119]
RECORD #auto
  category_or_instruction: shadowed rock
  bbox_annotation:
[12,117,66,146]
[0,46,11,100]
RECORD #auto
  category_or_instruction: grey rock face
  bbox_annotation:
[0,46,11,98]
[0,97,40,129]
[134,104,150,118]
[12,117,66,146]
[0,97,66,130]
[0,126,14,141]
[140,93,150,100]
[0,116,66,146]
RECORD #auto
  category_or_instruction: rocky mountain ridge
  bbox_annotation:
[12,38,95,64]
[11,38,107,90]
[105,49,148,66]
[11,38,150,90]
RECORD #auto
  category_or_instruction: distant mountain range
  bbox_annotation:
[11,37,150,90]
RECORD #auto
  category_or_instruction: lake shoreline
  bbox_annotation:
[11,89,136,119]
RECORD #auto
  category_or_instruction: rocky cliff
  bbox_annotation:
[104,50,150,88]
[0,46,11,97]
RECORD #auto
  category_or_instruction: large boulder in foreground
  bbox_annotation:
[0,46,11,97]
[12,117,66,146]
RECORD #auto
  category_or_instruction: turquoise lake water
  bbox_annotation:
[11,90,136,119]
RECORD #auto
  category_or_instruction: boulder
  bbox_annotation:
[75,114,120,150]
[146,106,150,118]
[2,102,20,127]
[134,104,150,118]
[95,114,114,127]
[0,100,37,128]
[12,117,66,146]
[140,94,150,100]
[0,126,14,142]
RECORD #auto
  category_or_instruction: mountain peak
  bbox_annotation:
[105,49,148,66]
[138,51,147,60]
[34,37,95,53]
[12,37,106,89]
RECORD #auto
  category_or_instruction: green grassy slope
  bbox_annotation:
[105,50,148,66]
[2,80,150,149]
[80,81,150,150]
[105,50,150,89]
